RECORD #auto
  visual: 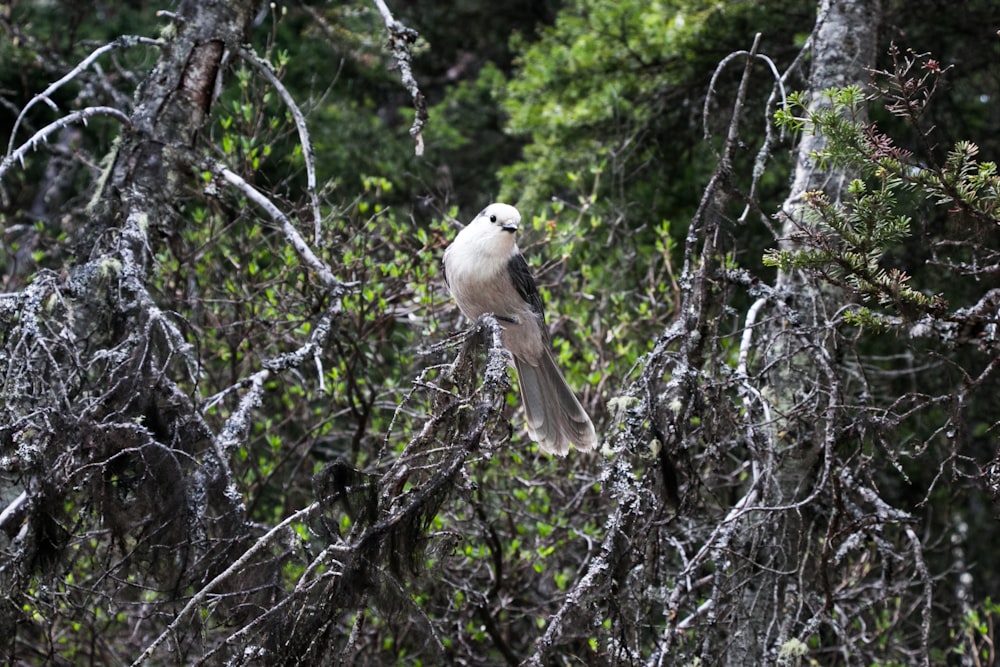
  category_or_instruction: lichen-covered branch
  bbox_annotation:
[371,0,428,155]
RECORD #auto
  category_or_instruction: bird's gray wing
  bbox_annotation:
[507,254,546,323]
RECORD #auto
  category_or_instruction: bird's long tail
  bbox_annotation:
[515,351,597,456]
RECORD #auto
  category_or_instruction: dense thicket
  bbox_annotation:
[1,0,999,665]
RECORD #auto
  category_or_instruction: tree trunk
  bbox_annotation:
[726,0,882,664]
[1,0,257,651]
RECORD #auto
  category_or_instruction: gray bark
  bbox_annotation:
[726,0,882,665]
[1,0,257,656]
[772,0,881,505]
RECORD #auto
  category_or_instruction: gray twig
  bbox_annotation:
[371,0,428,155]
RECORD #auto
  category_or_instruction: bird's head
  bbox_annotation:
[473,203,521,236]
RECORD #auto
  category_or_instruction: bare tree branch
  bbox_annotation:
[237,46,324,244]
[130,501,322,666]
[0,107,131,182]
[206,158,349,295]
[371,0,428,155]
[6,35,161,154]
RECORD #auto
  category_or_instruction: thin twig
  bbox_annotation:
[0,107,131,182]
[237,46,324,244]
[7,36,160,154]
[206,158,349,295]
[130,502,322,666]
[371,0,427,155]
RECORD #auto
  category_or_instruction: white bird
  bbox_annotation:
[443,203,598,456]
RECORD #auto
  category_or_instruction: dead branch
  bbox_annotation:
[371,0,428,155]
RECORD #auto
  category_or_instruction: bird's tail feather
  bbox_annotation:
[515,352,597,456]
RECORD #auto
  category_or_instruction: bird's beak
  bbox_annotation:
[501,223,518,233]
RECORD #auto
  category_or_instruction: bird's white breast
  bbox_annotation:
[444,225,519,319]
[444,215,546,360]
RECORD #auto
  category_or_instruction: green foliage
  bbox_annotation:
[768,45,1000,333]
[767,82,1000,319]
[5,1,1000,665]
[494,174,683,411]
[501,0,705,206]
[951,597,1000,664]
[910,140,1000,220]
[423,64,516,207]
[482,0,820,409]
[497,0,812,212]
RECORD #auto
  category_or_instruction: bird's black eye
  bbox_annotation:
[490,215,497,223]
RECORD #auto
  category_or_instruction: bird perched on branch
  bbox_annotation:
[443,203,598,456]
